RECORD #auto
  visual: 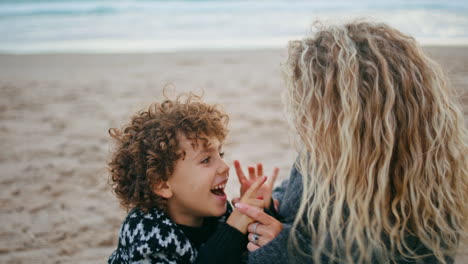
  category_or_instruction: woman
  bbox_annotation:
[235,21,467,263]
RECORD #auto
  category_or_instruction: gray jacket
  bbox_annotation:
[248,165,309,264]
[247,165,453,264]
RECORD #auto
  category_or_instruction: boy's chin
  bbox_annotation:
[210,204,227,217]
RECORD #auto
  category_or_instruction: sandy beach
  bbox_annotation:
[0,47,466,263]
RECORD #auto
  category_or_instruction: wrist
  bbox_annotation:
[226,209,250,234]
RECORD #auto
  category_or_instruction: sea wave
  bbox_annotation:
[0,0,467,53]
[1,0,466,17]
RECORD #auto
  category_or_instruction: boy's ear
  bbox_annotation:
[153,180,173,199]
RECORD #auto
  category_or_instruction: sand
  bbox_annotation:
[0,47,466,263]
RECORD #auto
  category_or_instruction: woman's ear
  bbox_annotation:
[153,181,173,199]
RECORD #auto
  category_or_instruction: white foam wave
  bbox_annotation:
[0,0,467,53]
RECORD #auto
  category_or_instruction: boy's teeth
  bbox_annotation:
[212,184,225,190]
[211,183,226,196]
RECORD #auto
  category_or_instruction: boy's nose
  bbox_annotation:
[218,159,230,175]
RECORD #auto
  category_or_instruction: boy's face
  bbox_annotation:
[165,133,229,226]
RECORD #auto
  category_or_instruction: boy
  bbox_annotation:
[107,93,265,264]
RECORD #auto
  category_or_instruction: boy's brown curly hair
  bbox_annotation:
[108,93,229,212]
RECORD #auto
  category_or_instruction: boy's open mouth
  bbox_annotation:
[210,183,226,196]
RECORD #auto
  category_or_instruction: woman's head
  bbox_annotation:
[284,21,467,263]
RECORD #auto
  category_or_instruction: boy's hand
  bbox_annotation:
[226,176,267,234]
[234,160,279,208]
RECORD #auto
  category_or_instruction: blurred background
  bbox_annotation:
[1,0,467,53]
[0,1,467,263]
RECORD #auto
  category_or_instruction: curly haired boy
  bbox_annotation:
[107,93,266,264]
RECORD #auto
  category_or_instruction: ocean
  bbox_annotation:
[0,0,467,53]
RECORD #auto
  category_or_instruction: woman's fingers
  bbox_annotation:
[242,211,283,250]
[247,223,277,240]
[247,242,260,252]
[248,233,270,247]
[247,222,262,234]
[235,203,273,225]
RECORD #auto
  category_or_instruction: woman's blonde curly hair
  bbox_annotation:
[284,21,467,263]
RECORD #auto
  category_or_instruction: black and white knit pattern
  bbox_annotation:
[108,205,231,264]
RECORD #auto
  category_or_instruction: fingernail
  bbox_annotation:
[256,196,264,200]
[235,203,245,209]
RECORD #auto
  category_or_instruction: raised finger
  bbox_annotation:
[235,202,274,225]
[256,163,263,177]
[247,242,260,252]
[248,166,256,181]
[234,160,247,183]
[269,167,279,187]
[242,176,267,199]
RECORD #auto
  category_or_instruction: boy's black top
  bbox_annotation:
[108,203,247,264]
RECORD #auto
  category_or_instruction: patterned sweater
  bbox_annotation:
[109,203,246,264]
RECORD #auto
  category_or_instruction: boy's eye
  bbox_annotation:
[201,157,210,164]
[219,152,225,158]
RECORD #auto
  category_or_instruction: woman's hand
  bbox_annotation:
[233,160,279,208]
[234,203,283,251]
